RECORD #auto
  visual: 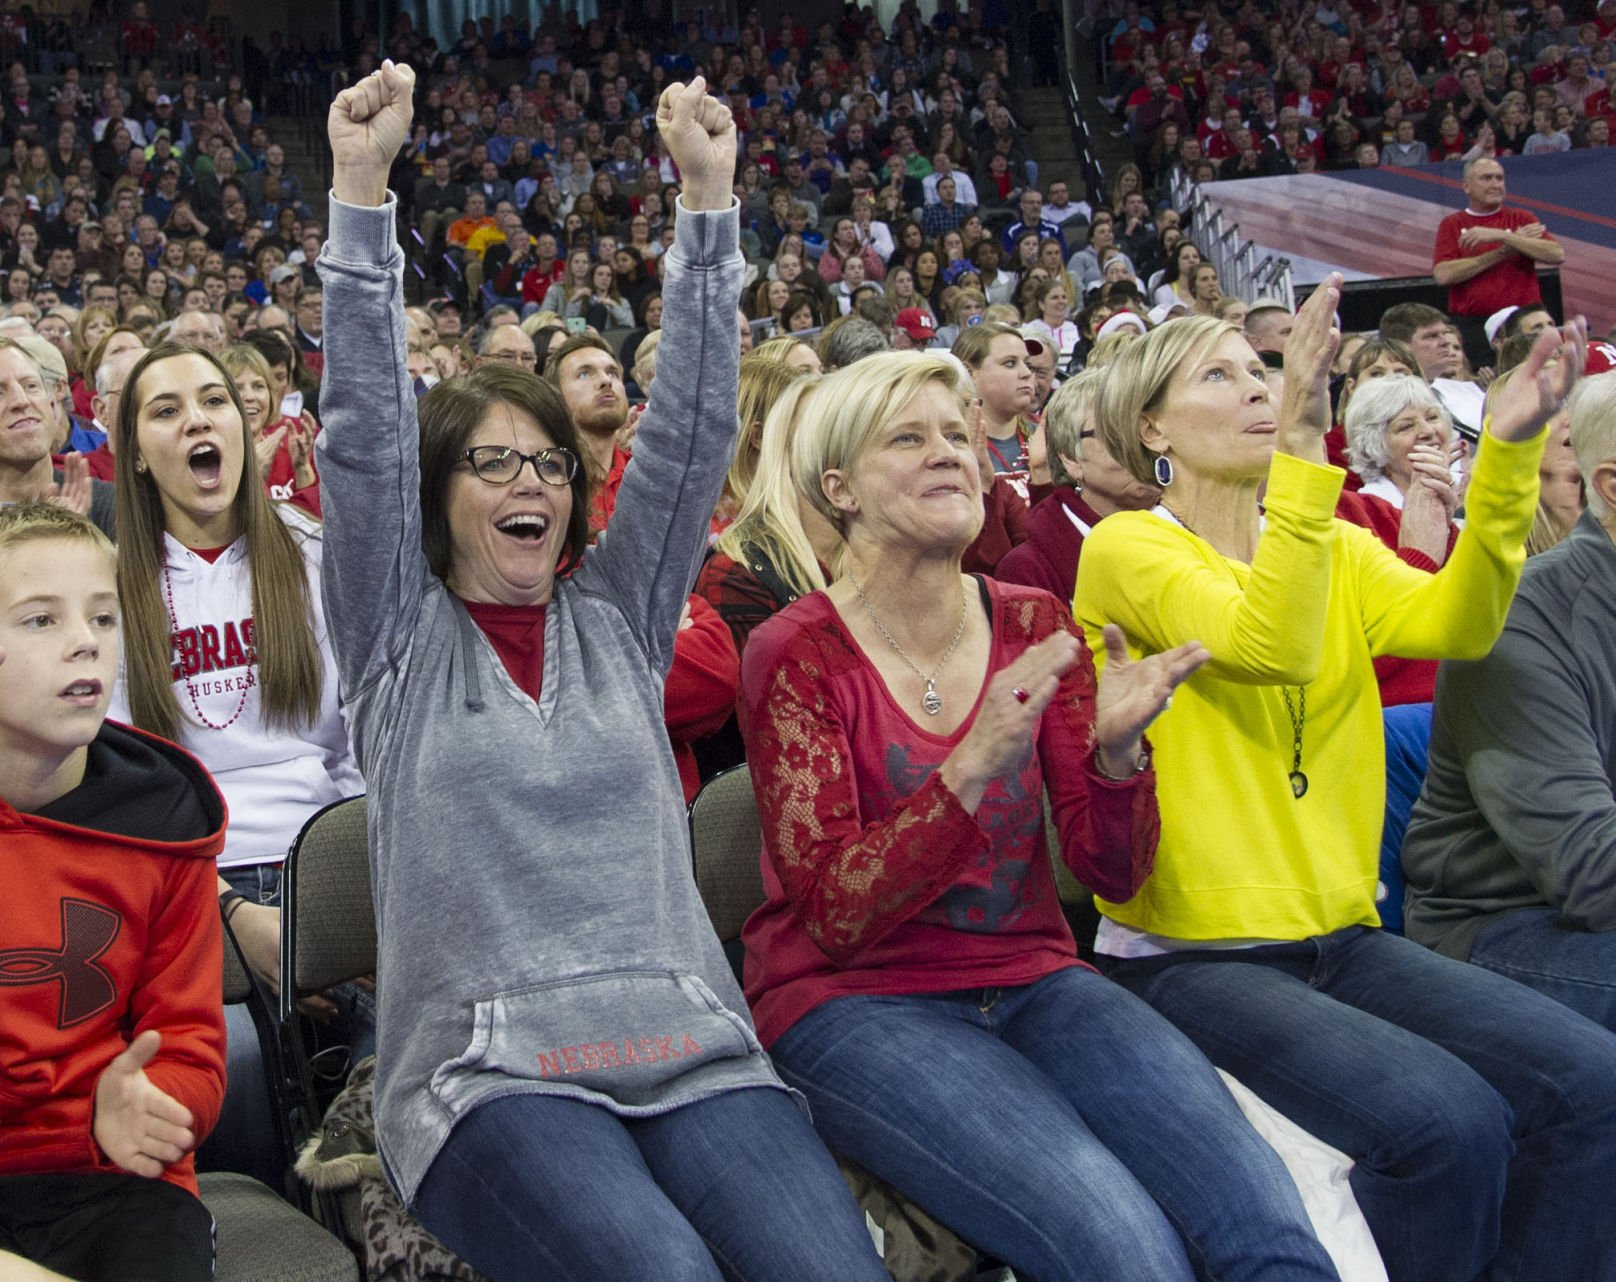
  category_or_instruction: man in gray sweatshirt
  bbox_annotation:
[1402,372,1616,1033]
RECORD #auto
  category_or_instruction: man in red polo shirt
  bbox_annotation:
[1432,158,1564,362]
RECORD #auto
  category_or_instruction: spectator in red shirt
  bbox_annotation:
[120,0,160,68]
[1433,157,1565,357]
[738,349,1340,1282]
[1283,66,1330,125]
[547,331,739,801]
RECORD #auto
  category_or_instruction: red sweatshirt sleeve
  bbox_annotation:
[104,857,227,1177]
[740,619,991,965]
[663,594,741,743]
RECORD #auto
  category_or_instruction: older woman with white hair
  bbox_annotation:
[737,350,1344,1281]
[995,367,1162,604]
[1075,280,1616,1282]
[1344,375,1458,515]
[1339,373,1464,704]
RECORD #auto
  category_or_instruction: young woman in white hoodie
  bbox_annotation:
[108,341,365,1181]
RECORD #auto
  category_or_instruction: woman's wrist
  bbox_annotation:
[332,171,390,208]
[1095,741,1148,781]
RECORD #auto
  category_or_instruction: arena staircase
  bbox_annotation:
[1019,33,1131,212]
[266,113,332,229]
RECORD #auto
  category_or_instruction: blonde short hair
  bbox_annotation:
[219,343,275,423]
[0,500,116,567]
[632,328,663,391]
[1569,371,1616,520]
[1095,315,1235,487]
[791,351,970,534]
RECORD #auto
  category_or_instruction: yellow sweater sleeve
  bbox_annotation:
[1076,452,1344,683]
[1347,428,1545,661]
[1074,433,1546,944]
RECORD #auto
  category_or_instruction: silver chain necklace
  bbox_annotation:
[848,570,968,716]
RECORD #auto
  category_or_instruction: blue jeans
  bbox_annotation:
[197,863,289,1188]
[1104,926,1616,1282]
[1469,906,1616,1034]
[1379,702,1432,934]
[413,1088,889,1282]
[771,966,1338,1282]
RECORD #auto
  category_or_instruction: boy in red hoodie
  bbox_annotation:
[0,503,227,1282]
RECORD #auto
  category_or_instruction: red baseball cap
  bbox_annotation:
[895,307,937,342]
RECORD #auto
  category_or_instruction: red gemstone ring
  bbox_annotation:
[1012,686,1031,704]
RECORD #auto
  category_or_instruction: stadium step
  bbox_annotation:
[1066,39,1136,193]
[1021,86,1087,198]
[265,114,331,228]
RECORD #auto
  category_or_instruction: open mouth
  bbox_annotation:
[495,513,550,542]
[60,679,103,706]
[188,442,223,488]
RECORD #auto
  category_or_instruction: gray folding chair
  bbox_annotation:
[684,765,987,1282]
[280,796,374,1022]
[687,765,764,970]
[202,921,358,1281]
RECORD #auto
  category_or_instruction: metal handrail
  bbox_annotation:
[1063,70,1107,205]
[1167,168,1294,306]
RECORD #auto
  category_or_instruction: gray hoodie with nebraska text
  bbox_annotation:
[316,192,788,1203]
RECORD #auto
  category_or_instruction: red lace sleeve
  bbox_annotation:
[1011,593,1160,904]
[741,615,990,965]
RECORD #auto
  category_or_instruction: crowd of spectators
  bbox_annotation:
[1100,0,1614,197]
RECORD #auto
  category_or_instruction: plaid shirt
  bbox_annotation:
[921,199,973,239]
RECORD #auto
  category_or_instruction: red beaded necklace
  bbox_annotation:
[163,547,252,731]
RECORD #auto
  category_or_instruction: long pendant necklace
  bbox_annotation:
[848,570,968,716]
[1161,503,1309,799]
[163,555,252,731]
[1281,685,1309,799]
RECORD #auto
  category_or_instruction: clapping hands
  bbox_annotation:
[1093,625,1209,775]
[1278,273,1341,451]
[45,452,91,517]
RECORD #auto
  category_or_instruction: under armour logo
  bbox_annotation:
[0,899,122,1028]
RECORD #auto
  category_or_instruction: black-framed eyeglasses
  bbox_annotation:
[460,444,578,486]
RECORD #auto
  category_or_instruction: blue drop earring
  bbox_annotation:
[1153,453,1174,487]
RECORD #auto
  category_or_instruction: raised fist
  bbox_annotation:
[654,77,736,213]
[328,59,416,208]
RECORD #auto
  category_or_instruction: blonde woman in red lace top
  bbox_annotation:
[737,350,1340,1282]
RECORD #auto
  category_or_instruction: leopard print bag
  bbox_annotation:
[295,1056,486,1282]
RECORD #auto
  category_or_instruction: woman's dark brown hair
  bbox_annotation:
[112,341,323,742]
[416,363,591,580]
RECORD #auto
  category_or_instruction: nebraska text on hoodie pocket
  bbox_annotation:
[428,969,764,1112]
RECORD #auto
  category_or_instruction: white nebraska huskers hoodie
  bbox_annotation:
[111,507,364,869]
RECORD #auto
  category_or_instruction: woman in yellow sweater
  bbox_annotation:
[1075,282,1616,1282]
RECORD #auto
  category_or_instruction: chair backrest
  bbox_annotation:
[221,910,252,1005]
[280,796,373,1022]
[688,765,766,944]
